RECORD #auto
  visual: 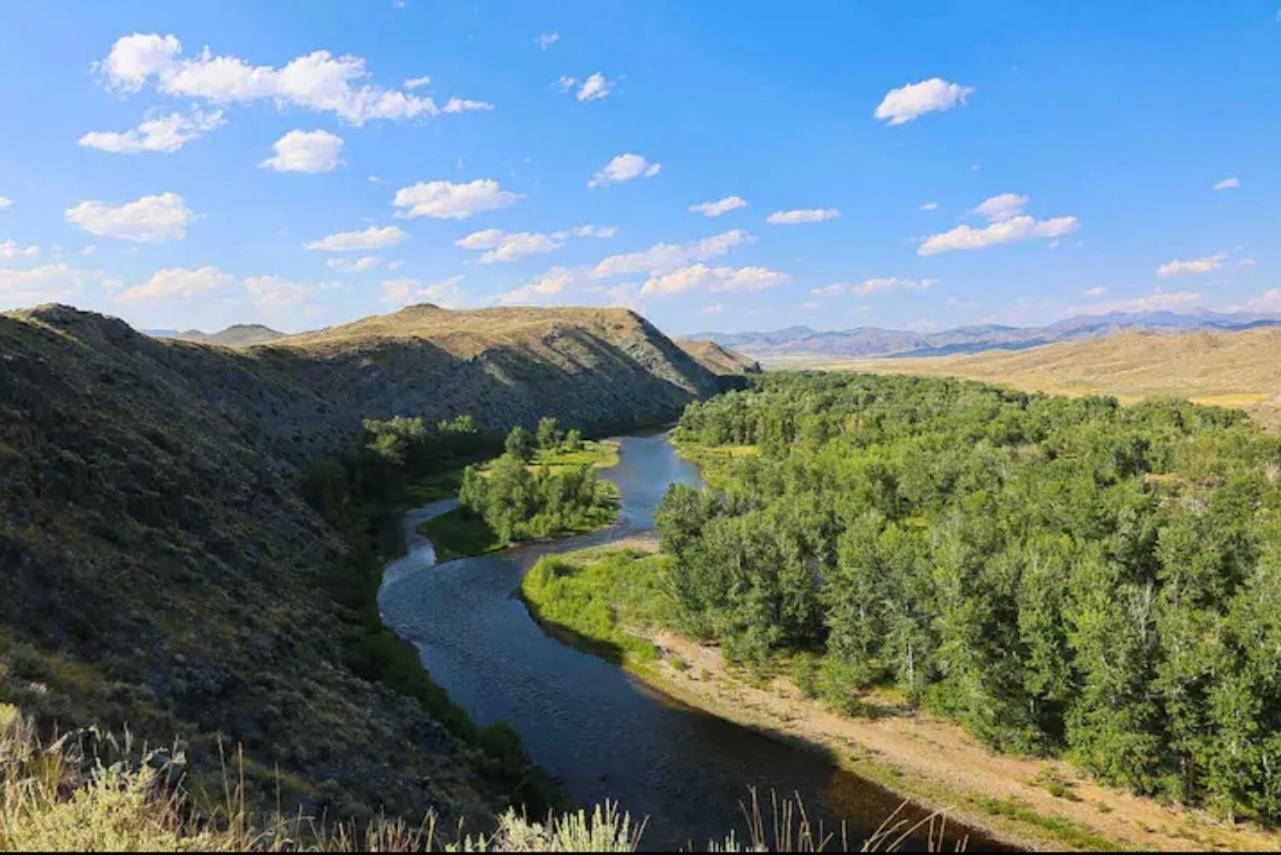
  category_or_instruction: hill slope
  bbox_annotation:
[0,302,724,823]
[818,327,1281,426]
[175,323,287,346]
[700,310,1281,359]
[675,338,761,376]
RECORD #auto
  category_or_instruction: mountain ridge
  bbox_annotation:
[695,310,1281,359]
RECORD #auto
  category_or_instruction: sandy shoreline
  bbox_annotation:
[618,623,1279,852]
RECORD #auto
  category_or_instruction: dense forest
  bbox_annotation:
[658,372,1281,822]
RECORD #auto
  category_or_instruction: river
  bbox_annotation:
[378,432,1008,851]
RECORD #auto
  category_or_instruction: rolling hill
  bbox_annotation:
[174,323,287,346]
[699,310,1281,360]
[0,301,728,825]
[814,327,1281,426]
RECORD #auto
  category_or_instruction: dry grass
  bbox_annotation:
[0,704,965,853]
[773,328,1281,427]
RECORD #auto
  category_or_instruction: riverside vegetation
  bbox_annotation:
[419,419,620,561]
[525,371,1281,836]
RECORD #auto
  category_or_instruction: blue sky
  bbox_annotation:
[0,1,1277,334]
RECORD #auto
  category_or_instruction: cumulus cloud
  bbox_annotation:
[381,276,466,308]
[690,196,747,218]
[498,267,576,305]
[245,274,311,309]
[456,224,614,264]
[874,78,973,125]
[699,303,725,316]
[393,179,521,219]
[0,264,101,308]
[574,72,615,102]
[536,32,560,51]
[1213,176,1240,191]
[0,197,10,209]
[0,240,39,260]
[304,225,406,252]
[640,264,788,297]
[588,153,661,188]
[114,265,232,302]
[918,195,1078,255]
[1082,286,1106,297]
[766,208,840,225]
[326,255,381,273]
[972,192,1028,222]
[65,192,194,242]
[404,75,431,89]
[78,108,224,154]
[1156,252,1227,278]
[260,129,343,173]
[591,230,752,278]
[810,277,937,298]
[95,32,482,125]
[919,201,939,211]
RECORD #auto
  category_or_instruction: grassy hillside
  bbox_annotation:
[783,327,1281,427]
[175,324,287,347]
[674,338,761,377]
[0,302,724,826]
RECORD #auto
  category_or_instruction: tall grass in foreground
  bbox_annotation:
[0,704,965,852]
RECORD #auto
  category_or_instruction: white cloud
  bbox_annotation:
[874,77,973,125]
[575,72,615,102]
[0,264,100,308]
[326,255,381,273]
[0,197,10,209]
[536,32,560,51]
[260,129,343,173]
[919,201,939,211]
[95,33,480,125]
[690,196,747,217]
[115,265,232,302]
[1213,176,1240,191]
[392,179,521,219]
[78,108,224,154]
[1082,286,1106,297]
[1071,290,1201,316]
[456,224,614,264]
[245,274,310,309]
[1156,252,1227,278]
[918,212,1079,256]
[588,153,661,188]
[640,264,788,297]
[0,240,39,260]
[443,97,494,113]
[382,275,466,308]
[404,75,431,89]
[591,230,752,278]
[65,192,193,242]
[972,192,1028,222]
[810,277,937,297]
[766,208,840,225]
[699,303,725,316]
[498,267,576,305]
[304,225,406,251]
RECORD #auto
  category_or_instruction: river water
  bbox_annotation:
[378,432,1008,851]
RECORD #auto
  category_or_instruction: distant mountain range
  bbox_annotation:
[145,323,287,346]
[694,311,1281,359]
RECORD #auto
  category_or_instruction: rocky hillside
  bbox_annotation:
[0,302,724,825]
[675,338,761,376]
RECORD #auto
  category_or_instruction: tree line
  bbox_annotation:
[658,372,1281,822]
